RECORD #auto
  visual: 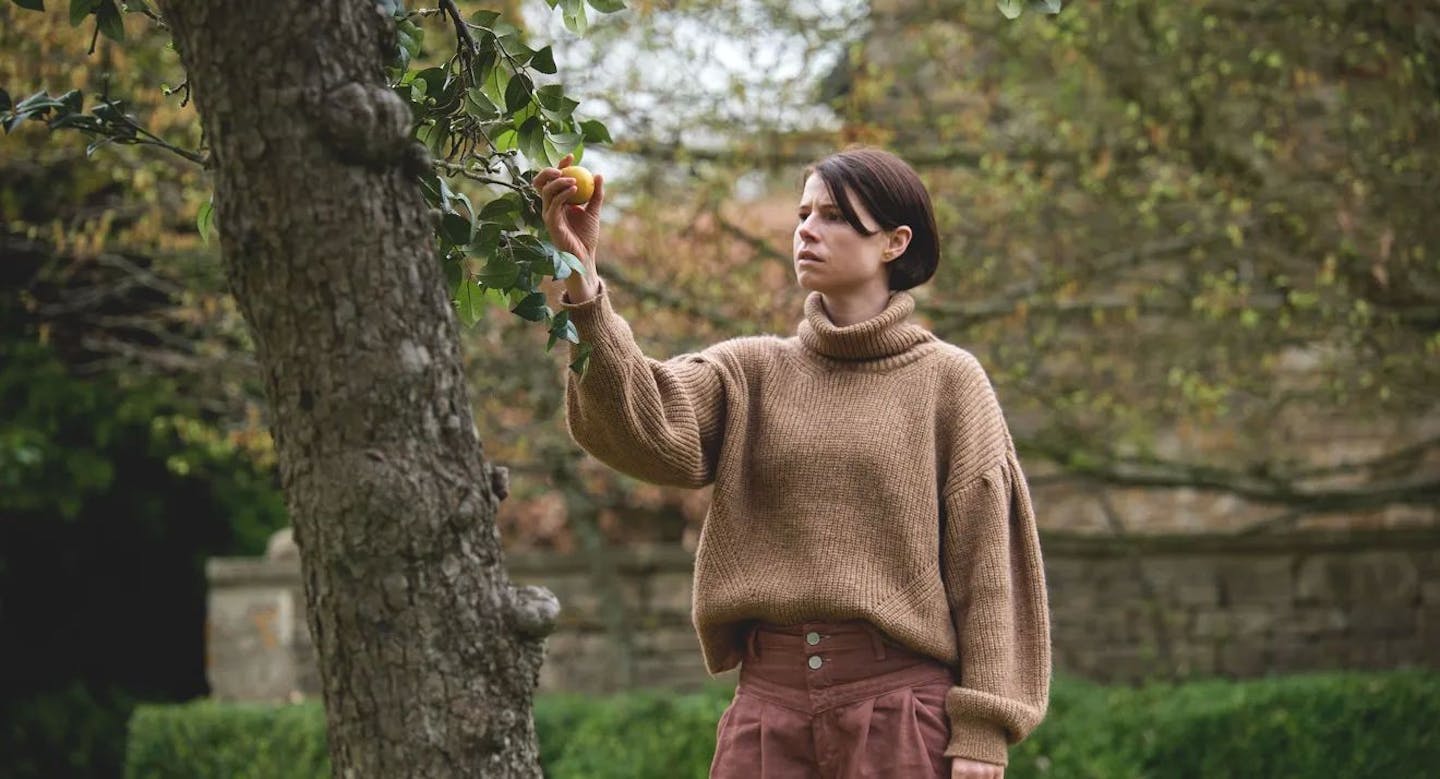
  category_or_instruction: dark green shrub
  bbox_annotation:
[123,701,328,779]
[0,683,135,779]
[539,681,733,778]
[124,670,1440,779]
[1129,669,1440,779]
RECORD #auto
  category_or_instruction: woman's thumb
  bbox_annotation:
[585,172,605,216]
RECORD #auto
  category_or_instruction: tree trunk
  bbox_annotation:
[156,1,557,775]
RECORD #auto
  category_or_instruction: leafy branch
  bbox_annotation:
[7,0,630,376]
[0,87,207,164]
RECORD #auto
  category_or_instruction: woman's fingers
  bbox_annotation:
[543,183,570,228]
[951,758,1003,778]
[542,176,576,202]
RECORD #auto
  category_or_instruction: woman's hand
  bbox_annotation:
[952,757,1003,778]
[530,152,604,300]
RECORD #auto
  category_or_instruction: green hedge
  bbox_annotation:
[124,670,1440,778]
[124,700,329,779]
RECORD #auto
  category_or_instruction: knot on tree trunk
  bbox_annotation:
[490,464,510,501]
[314,81,413,169]
[505,584,560,640]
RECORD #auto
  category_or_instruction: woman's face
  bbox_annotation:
[792,173,899,295]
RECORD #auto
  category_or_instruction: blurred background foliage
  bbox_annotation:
[2,4,283,778]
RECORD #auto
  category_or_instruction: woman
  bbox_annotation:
[533,147,1050,778]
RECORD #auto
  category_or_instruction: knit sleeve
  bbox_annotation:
[557,277,727,488]
[938,444,1052,766]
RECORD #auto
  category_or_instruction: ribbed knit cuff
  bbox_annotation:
[557,275,607,314]
[943,713,1009,767]
[557,277,623,351]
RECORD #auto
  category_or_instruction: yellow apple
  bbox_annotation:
[559,164,594,205]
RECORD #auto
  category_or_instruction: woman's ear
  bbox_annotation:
[884,225,913,262]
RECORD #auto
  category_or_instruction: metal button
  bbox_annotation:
[806,631,821,645]
[808,655,823,670]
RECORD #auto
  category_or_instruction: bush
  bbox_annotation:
[0,683,136,779]
[124,670,1440,778]
[1007,669,1440,778]
[538,681,733,778]
[123,700,328,779]
[1128,669,1440,779]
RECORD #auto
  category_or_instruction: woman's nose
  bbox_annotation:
[797,217,820,243]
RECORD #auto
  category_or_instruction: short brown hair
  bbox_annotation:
[802,147,940,291]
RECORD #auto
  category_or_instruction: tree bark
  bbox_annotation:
[155,1,557,775]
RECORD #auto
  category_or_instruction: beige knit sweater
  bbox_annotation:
[558,278,1051,766]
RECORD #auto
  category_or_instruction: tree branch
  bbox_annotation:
[1025,437,1440,511]
[439,0,477,62]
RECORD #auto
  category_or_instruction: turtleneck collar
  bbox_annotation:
[796,290,937,361]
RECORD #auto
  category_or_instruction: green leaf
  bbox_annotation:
[504,72,532,114]
[468,9,500,28]
[69,0,99,26]
[396,20,422,63]
[56,89,83,115]
[440,212,473,246]
[560,0,588,35]
[549,246,573,280]
[517,115,546,166]
[479,61,509,111]
[997,0,1022,19]
[12,0,45,12]
[96,0,124,43]
[420,118,451,157]
[535,84,567,111]
[547,311,580,350]
[479,195,522,228]
[496,34,535,66]
[531,45,557,75]
[510,233,548,262]
[579,118,612,144]
[1028,0,1062,12]
[549,246,588,281]
[556,249,586,278]
[473,221,502,257]
[196,199,215,246]
[464,88,500,120]
[48,114,102,131]
[511,291,549,322]
[586,0,625,12]
[552,310,579,343]
[493,127,518,152]
[568,341,593,376]
[456,280,485,327]
[418,171,444,208]
[478,252,520,288]
[451,189,474,220]
[548,130,584,154]
[83,136,113,156]
[415,67,448,104]
[443,249,464,291]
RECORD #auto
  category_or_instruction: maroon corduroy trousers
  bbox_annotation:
[709,619,955,779]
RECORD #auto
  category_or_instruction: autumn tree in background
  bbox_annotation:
[477,0,1438,550]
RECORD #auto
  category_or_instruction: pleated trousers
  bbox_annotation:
[709,619,955,779]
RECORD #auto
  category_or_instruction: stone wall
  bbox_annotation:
[1043,529,1440,682]
[206,529,1440,701]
